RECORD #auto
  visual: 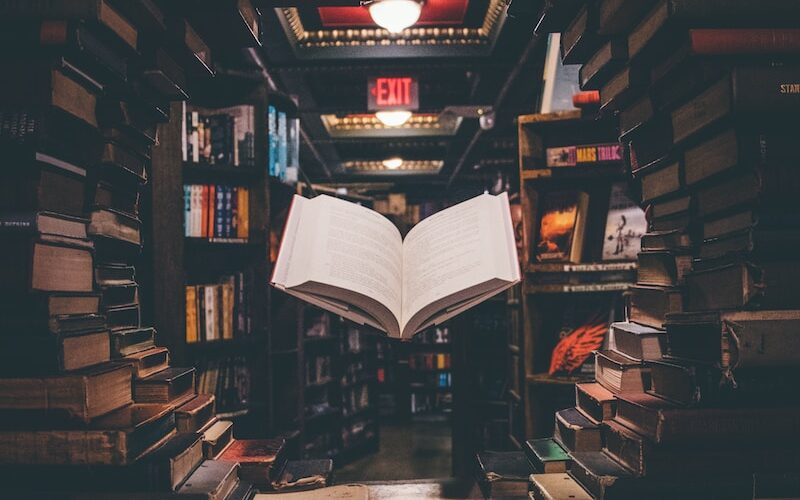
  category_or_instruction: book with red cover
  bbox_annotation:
[218,438,286,487]
[688,29,800,55]
[572,90,600,107]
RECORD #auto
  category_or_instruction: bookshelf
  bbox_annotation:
[148,75,274,436]
[516,109,640,438]
[267,185,380,463]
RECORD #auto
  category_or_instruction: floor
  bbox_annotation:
[336,419,454,482]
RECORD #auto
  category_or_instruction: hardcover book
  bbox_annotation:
[475,451,532,499]
[524,438,570,473]
[602,183,646,261]
[530,473,593,500]
[271,193,520,339]
[554,407,602,452]
[535,191,589,263]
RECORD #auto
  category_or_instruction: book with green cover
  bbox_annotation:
[525,438,570,473]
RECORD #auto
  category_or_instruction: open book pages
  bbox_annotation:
[271,192,521,339]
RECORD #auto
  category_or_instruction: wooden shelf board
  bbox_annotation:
[341,377,377,389]
[305,378,336,389]
[184,237,255,246]
[217,408,249,419]
[527,261,637,273]
[508,433,522,450]
[185,336,264,353]
[518,110,581,125]
[521,164,626,181]
[526,373,588,385]
[182,162,261,180]
[524,281,634,294]
[304,335,339,344]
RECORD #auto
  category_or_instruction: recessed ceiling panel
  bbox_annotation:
[321,113,462,138]
[318,0,469,28]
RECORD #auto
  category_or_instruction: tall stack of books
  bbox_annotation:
[0,2,255,498]
[529,1,800,499]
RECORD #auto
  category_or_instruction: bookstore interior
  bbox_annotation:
[2,0,800,499]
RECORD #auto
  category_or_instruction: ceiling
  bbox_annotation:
[253,0,546,195]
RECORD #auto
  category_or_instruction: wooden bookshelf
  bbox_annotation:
[267,186,379,464]
[147,77,275,436]
[516,110,637,439]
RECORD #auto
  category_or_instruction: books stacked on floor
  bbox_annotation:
[0,2,240,498]
[526,1,800,498]
[182,103,256,167]
[185,272,255,343]
[183,183,250,242]
[475,450,535,499]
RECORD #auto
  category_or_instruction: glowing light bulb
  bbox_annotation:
[368,0,422,33]
[382,157,403,170]
[375,110,412,127]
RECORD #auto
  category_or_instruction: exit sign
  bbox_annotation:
[368,77,419,111]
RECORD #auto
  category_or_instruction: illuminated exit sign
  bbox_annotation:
[368,77,419,111]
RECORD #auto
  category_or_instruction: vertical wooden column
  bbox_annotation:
[142,101,186,362]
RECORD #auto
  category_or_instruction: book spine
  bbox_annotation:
[223,186,232,238]
[689,29,800,55]
[204,285,215,341]
[183,186,191,237]
[215,185,224,239]
[181,101,187,162]
[0,213,38,233]
[239,187,249,240]
[185,286,198,343]
[230,186,238,239]
[191,111,199,164]
[207,185,216,239]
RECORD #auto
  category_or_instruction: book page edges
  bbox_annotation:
[270,195,305,287]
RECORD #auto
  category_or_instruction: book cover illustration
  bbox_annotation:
[602,183,646,261]
[536,191,587,262]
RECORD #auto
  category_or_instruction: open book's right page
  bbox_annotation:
[401,192,520,337]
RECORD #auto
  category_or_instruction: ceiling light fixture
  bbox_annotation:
[368,0,423,33]
[382,157,404,170]
[375,110,412,127]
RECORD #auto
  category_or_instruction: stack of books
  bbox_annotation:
[528,1,800,498]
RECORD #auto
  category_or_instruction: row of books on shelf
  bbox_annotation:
[411,372,452,389]
[534,182,646,263]
[183,184,249,240]
[197,356,251,414]
[182,103,256,167]
[306,355,332,386]
[267,104,299,183]
[410,392,452,414]
[341,360,370,385]
[408,352,451,370]
[342,384,370,417]
[341,419,376,450]
[413,326,451,345]
[185,272,254,343]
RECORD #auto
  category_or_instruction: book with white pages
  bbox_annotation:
[271,192,521,340]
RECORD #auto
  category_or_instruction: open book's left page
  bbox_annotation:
[271,195,404,336]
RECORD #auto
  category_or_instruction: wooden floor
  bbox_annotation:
[336,420,453,482]
[361,479,483,500]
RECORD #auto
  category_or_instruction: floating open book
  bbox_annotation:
[271,192,521,339]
